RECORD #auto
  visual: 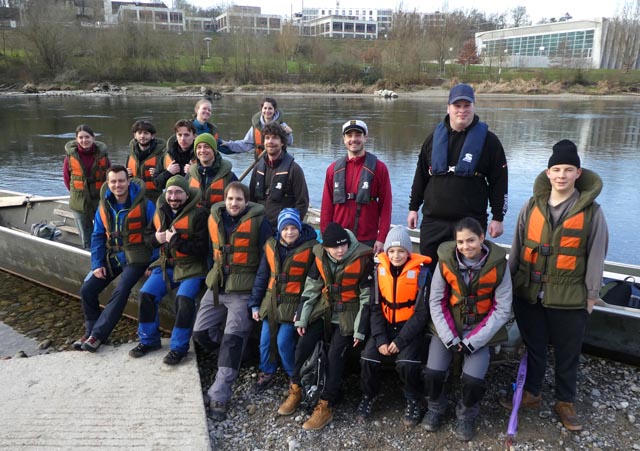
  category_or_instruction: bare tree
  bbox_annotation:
[278,21,299,73]
[615,0,640,72]
[510,6,530,27]
[20,0,78,75]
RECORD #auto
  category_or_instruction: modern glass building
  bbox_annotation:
[476,18,640,70]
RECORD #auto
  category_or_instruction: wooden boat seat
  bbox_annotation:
[52,209,79,235]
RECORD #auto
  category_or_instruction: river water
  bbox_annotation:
[0,93,639,265]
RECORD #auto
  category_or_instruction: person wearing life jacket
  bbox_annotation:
[357,226,432,426]
[218,97,293,160]
[155,119,197,190]
[320,119,392,255]
[62,124,110,249]
[192,98,220,138]
[249,122,309,229]
[129,175,209,366]
[422,217,512,441]
[408,84,508,272]
[192,181,272,422]
[186,133,238,209]
[502,140,608,432]
[277,222,374,431]
[247,208,319,393]
[125,120,167,203]
[74,165,155,353]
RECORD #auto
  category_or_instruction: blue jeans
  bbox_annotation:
[137,267,204,353]
[258,320,296,377]
[80,263,148,341]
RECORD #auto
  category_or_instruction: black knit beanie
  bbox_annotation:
[548,139,580,168]
[322,222,350,247]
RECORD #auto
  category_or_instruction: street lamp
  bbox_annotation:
[204,37,212,59]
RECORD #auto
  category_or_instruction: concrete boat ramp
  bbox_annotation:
[0,339,211,450]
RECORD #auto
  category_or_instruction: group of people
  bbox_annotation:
[63,84,608,440]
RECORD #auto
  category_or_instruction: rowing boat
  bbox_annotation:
[0,190,177,330]
[1,194,639,362]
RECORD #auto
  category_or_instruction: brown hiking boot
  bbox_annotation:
[554,401,583,431]
[277,383,302,416]
[302,399,333,431]
[499,390,542,410]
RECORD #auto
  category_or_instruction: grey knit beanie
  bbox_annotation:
[383,226,412,255]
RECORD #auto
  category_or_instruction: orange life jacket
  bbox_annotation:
[97,178,151,266]
[377,253,431,324]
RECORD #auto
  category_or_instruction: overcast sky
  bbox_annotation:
[176,0,624,22]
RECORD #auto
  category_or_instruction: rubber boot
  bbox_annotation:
[455,374,485,441]
[422,368,447,431]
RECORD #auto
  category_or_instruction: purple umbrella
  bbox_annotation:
[505,350,528,449]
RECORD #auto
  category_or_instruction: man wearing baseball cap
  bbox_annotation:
[407,83,508,271]
[320,119,392,255]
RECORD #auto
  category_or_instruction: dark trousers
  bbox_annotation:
[360,328,424,401]
[513,296,589,402]
[80,263,147,341]
[292,319,353,405]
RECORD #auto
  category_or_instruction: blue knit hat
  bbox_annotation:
[277,208,302,235]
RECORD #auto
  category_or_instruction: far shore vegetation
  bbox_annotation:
[1,1,639,95]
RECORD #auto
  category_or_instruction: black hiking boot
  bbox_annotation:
[355,396,373,422]
[403,399,426,426]
[421,410,444,432]
[129,342,161,358]
[454,417,476,441]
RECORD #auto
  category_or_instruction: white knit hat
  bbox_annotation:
[383,226,412,255]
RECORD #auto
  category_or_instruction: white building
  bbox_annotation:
[215,5,282,34]
[476,18,640,70]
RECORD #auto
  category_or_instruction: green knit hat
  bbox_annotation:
[194,133,217,151]
[165,175,190,199]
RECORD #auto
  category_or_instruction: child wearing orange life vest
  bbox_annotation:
[357,226,431,426]
[422,217,512,441]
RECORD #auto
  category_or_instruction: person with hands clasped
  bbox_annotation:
[129,175,209,366]
[277,222,373,431]
[248,208,319,393]
[422,217,512,441]
[357,226,432,426]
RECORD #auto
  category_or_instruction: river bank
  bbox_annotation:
[2,270,639,450]
[2,80,639,100]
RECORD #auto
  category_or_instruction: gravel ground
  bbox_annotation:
[2,271,639,450]
[196,344,640,451]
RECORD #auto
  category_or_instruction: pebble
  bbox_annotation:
[591,388,601,397]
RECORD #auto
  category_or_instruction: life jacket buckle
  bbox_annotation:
[345,192,356,200]
[327,284,341,294]
[221,244,233,254]
[463,314,477,325]
[276,273,288,283]
[539,244,552,256]
[531,271,543,283]
[333,302,345,312]
[462,295,477,307]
